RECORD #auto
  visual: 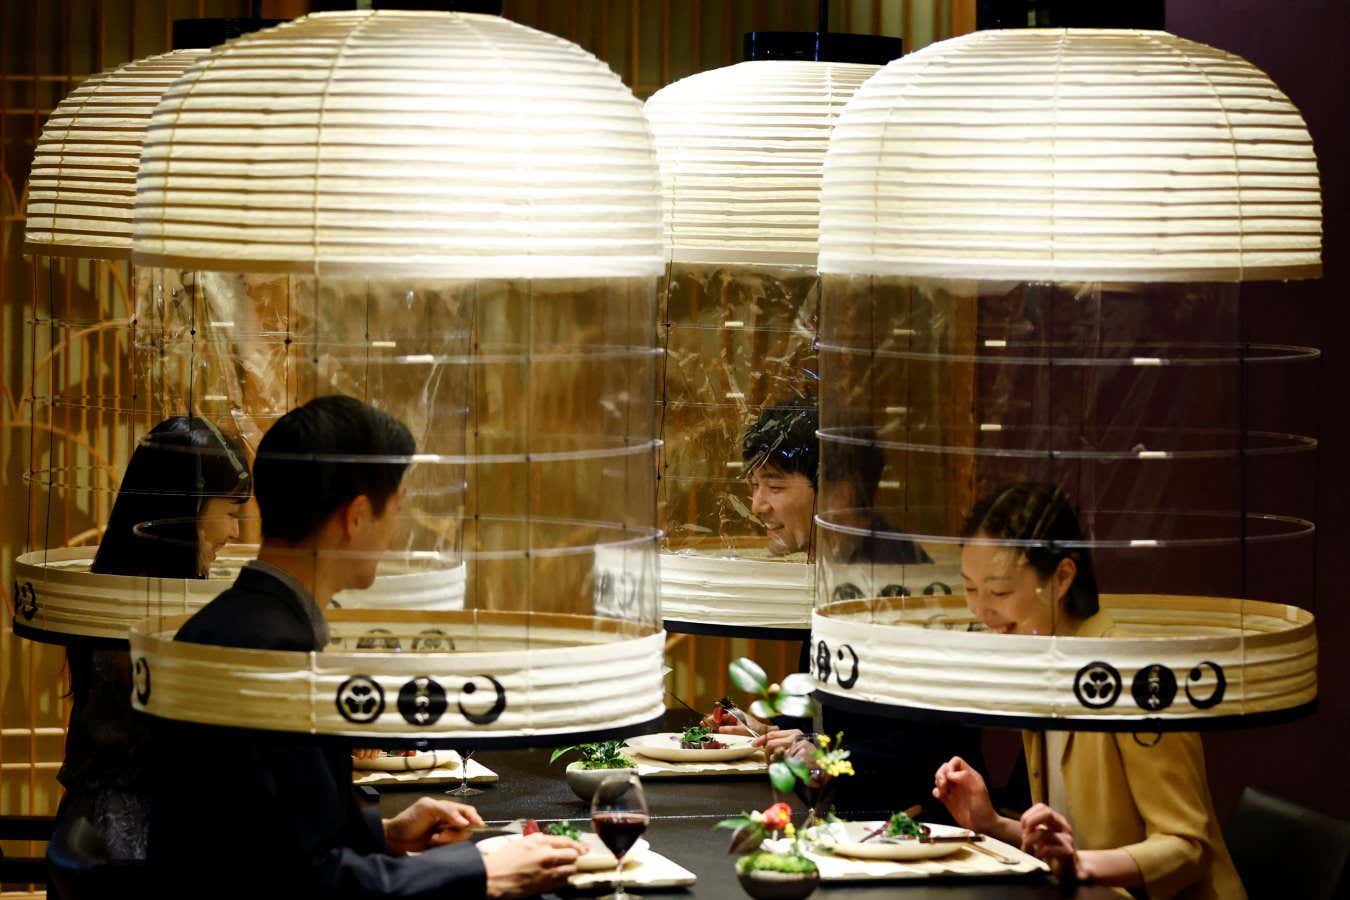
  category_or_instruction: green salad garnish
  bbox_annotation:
[681,724,712,744]
[885,811,924,838]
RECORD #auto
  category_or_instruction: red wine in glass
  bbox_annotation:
[592,812,650,859]
[590,773,649,900]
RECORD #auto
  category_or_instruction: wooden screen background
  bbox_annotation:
[0,0,973,876]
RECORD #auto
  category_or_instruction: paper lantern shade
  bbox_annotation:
[24,50,208,259]
[646,60,878,267]
[820,29,1322,282]
[132,10,662,279]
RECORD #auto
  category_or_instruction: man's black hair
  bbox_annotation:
[253,395,415,543]
[742,401,818,487]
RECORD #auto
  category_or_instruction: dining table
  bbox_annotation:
[371,737,1121,899]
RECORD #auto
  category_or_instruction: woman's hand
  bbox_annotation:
[1020,803,1083,881]
[932,756,1000,834]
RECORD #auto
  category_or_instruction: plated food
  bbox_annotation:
[676,725,727,750]
[479,829,650,872]
[806,820,974,862]
[625,731,759,763]
[351,749,460,772]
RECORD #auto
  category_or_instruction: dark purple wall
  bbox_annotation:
[1167,0,1350,820]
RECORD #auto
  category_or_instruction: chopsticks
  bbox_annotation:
[964,840,1019,865]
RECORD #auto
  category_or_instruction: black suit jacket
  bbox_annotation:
[147,566,486,899]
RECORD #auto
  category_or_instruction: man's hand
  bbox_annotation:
[481,833,585,899]
[382,797,484,854]
[751,729,807,759]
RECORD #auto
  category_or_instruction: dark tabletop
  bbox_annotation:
[374,745,1120,900]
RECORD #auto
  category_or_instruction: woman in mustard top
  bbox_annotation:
[932,482,1244,900]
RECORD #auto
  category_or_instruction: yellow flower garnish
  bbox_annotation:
[784,822,796,838]
[816,733,831,750]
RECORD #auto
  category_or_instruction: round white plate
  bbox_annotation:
[477,832,649,872]
[625,732,759,763]
[811,821,971,861]
[352,750,460,772]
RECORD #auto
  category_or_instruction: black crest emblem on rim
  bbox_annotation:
[1130,663,1178,712]
[13,581,37,621]
[133,656,152,705]
[336,675,385,724]
[834,644,861,690]
[1185,661,1226,710]
[1073,661,1122,709]
[458,675,507,725]
[813,639,832,682]
[398,677,448,727]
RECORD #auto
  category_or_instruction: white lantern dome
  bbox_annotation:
[812,29,1321,731]
[24,50,209,259]
[821,28,1322,283]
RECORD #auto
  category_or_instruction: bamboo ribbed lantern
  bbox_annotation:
[25,50,208,259]
[15,44,456,649]
[643,45,923,637]
[812,29,1321,730]
[116,10,665,746]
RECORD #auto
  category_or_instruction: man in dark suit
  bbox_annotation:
[148,396,583,898]
[709,403,984,819]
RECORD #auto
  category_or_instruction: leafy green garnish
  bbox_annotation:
[549,740,635,769]
[885,811,923,838]
[735,852,818,874]
[681,724,712,744]
[545,820,582,840]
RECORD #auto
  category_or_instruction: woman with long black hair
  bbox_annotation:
[59,416,251,861]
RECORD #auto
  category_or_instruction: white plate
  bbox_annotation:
[352,750,460,772]
[810,821,972,861]
[625,732,759,763]
[477,832,650,872]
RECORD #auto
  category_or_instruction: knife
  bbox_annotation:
[466,818,527,836]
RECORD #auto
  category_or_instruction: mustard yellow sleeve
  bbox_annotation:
[1112,731,1214,899]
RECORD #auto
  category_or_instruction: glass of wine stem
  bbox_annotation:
[446,747,482,797]
[590,773,650,900]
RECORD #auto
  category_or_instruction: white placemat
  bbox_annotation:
[352,756,499,787]
[633,757,768,778]
[568,850,697,890]
[805,836,1049,881]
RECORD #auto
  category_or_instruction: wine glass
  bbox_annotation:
[445,747,482,797]
[590,773,650,900]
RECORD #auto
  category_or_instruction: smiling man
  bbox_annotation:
[742,403,819,556]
